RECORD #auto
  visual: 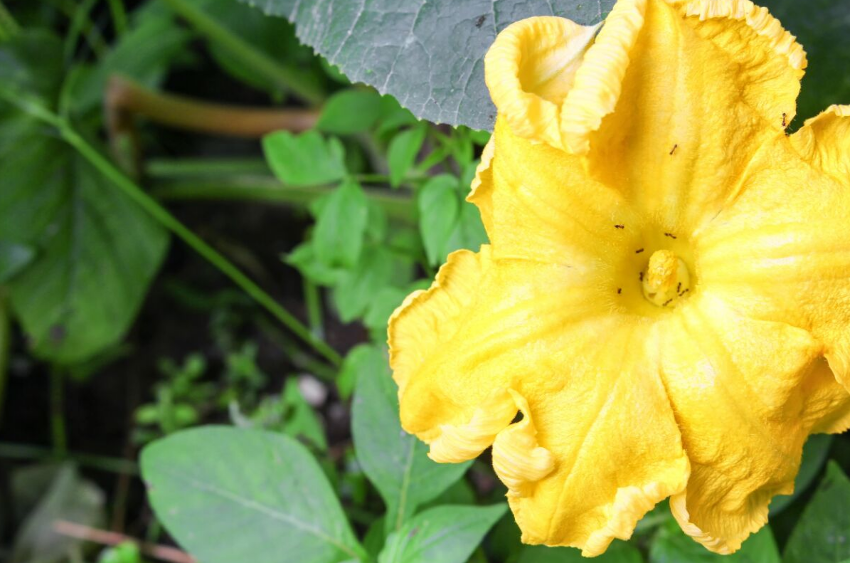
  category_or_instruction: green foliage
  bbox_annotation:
[141,427,366,563]
[378,504,506,563]
[264,130,347,186]
[388,126,427,188]
[352,345,471,534]
[314,179,369,268]
[770,434,833,515]
[10,463,105,563]
[318,89,384,135]
[235,0,616,130]
[650,521,780,563]
[0,31,168,364]
[519,542,643,563]
[784,462,850,563]
[5,2,850,563]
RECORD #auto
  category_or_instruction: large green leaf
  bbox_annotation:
[784,461,850,563]
[0,32,168,363]
[378,504,506,563]
[237,0,615,130]
[352,345,471,533]
[141,426,365,563]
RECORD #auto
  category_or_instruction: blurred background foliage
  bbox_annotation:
[0,0,848,562]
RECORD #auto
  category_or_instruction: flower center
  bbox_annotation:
[641,250,690,307]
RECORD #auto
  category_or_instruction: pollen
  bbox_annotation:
[641,249,691,307]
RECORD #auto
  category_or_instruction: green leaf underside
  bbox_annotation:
[784,462,850,563]
[236,0,615,131]
[378,504,506,563]
[351,345,471,533]
[141,426,363,563]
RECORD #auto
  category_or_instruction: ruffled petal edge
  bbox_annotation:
[559,0,647,154]
[484,16,600,150]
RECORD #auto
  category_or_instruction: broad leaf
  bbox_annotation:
[0,32,168,364]
[331,245,413,323]
[519,542,643,563]
[314,179,369,268]
[352,345,470,533]
[649,520,780,563]
[263,130,347,187]
[236,0,615,130]
[378,504,506,563]
[141,426,365,563]
[784,461,850,563]
[418,175,460,266]
[317,89,384,134]
[388,126,426,188]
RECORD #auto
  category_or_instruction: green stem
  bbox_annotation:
[51,366,68,456]
[107,0,128,36]
[0,289,9,428]
[160,0,324,106]
[146,158,271,178]
[0,92,342,367]
[0,442,139,475]
[303,279,323,340]
[150,177,416,224]
[61,128,343,367]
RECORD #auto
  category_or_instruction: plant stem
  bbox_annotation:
[60,127,344,366]
[150,178,416,224]
[107,76,319,139]
[0,90,342,366]
[0,442,139,474]
[0,289,9,428]
[160,0,324,105]
[146,158,271,178]
[303,279,324,340]
[54,520,195,563]
[107,0,128,36]
[50,366,68,456]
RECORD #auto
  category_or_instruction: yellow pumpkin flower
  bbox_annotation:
[389,0,850,557]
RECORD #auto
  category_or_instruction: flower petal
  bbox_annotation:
[584,0,804,233]
[468,116,642,265]
[655,293,839,553]
[388,246,689,555]
[790,104,850,185]
[698,135,850,392]
[484,16,600,149]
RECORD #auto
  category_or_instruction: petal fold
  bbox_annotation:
[429,388,518,463]
[560,0,646,154]
[484,16,600,150]
[790,104,850,185]
[656,293,833,553]
[699,136,850,392]
[492,390,555,496]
